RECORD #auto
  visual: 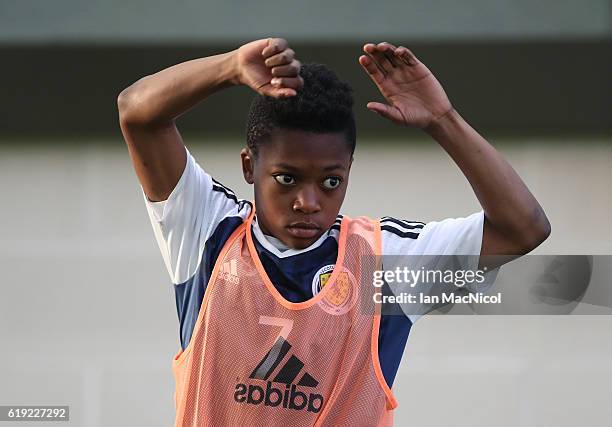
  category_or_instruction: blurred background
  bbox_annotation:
[1,1,611,426]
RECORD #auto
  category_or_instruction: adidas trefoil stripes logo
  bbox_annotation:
[234,317,324,413]
[220,259,239,284]
[234,336,324,413]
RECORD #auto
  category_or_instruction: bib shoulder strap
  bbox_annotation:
[342,215,382,256]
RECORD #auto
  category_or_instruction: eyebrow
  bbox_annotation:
[274,163,346,172]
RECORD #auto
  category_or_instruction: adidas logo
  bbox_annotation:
[234,336,324,413]
[219,259,239,284]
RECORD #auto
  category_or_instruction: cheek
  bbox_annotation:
[256,181,288,211]
[325,186,348,213]
[330,184,348,202]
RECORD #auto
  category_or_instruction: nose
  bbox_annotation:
[293,185,321,214]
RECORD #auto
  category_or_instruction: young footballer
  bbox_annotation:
[118,37,550,426]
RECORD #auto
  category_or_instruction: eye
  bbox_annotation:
[322,176,342,189]
[274,174,296,186]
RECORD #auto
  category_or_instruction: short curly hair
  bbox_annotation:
[246,63,356,157]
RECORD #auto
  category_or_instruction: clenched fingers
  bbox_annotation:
[265,48,295,67]
[261,38,289,58]
[259,37,303,96]
[270,76,303,90]
[271,60,301,77]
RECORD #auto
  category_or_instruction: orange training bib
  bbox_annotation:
[172,210,397,426]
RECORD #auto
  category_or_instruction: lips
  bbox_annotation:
[286,222,321,239]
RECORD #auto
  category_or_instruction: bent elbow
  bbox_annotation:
[117,79,159,126]
[117,85,143,125]
[116,87,131,117]
[520,212,551,253]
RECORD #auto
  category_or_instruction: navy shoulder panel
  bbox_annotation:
[378,283,413,387]
[174,215,244,350]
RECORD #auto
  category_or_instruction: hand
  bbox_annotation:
[359,42,453,129]
[235,38,303,98]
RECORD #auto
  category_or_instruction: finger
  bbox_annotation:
[261,38,289,58]
[378,41,398,50]
[364,43,393,74]
[394,46,418,66]
[377,42,399,67]
[358,55,385,84]
[367,102,405,124]
[393,46,411,66]
[362,44,387,77]
[271,60,301,77]
[270,76,304,90]
[264,48,295,67]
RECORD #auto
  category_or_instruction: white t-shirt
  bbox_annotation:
[143,147,496,323]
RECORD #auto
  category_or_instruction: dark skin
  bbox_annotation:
[118,37,550,265]
[241,129,352,249]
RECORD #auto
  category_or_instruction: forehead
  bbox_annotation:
[257,128,352,168]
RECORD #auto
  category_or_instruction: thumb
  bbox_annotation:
[367,102,404,124]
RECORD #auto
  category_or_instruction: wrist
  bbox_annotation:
[219,50,242,87]
[424,107,461,137]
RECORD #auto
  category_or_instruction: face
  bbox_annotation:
[241,128,353,249]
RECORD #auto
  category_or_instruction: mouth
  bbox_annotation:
[286,222,321,239]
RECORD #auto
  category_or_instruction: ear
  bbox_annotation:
[240,148,255,184]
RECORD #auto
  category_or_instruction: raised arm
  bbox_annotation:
[358,42,550,259]
[117,38,303,202]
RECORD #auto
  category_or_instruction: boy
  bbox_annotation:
[118,38,550,426]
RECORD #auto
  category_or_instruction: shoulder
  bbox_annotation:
[379,211,485,255]
[339,215,425,242]
[380,216,425,239]
[143,147,252,284]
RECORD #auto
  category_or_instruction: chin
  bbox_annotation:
[284,234,322,250]
[290,241,314,250]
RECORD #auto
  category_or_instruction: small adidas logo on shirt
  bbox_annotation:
[219,259,239,284]
[234,336,324,413]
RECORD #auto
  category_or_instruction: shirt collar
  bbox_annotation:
[252,215,331,258]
